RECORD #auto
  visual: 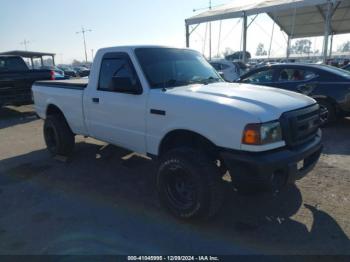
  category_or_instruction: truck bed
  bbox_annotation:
[35,78,88,89]
[32,78,88,136]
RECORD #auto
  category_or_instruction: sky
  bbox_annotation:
[1,0,349,64]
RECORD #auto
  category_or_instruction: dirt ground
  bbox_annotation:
[0,105,349,255]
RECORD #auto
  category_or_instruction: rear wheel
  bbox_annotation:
[44,115,75,157]
[157,148,225,220]
[318,100,336,125]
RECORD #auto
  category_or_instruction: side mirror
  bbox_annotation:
[111,76,142,95]
[218,72,225,79]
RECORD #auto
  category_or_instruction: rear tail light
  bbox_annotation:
[50,70,55,80]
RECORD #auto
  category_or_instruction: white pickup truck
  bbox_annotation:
[33,46,322,220]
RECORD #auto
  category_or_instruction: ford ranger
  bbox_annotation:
[32,46,323,220]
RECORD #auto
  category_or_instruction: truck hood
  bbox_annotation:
[165,82,316,122]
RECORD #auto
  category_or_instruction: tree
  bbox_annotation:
[290,39,313,54]
[72,59,84,66]
[337,41,350,52]
[256,43,267,56]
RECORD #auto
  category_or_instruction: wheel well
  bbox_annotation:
[159,130,218,158]
[314,97,339,113]
[45,104,74,133]
[46,104,64,117]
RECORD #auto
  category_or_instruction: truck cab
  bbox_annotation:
[32,46,323,220]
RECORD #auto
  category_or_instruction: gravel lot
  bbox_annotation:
[0,105,349,255]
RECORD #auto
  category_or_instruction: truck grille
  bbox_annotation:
[280,104,321,147]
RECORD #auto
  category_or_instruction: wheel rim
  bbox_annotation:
[320,104,330,123]
[45,126,57,151]
[163,164,198,210]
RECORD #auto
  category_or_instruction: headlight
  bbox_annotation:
[242,121,282,145]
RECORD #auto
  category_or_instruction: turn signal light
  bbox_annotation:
[242,124,261,145]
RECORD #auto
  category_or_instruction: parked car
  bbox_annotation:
[237,63,350,124]
[0,55,53,107]
[73,66,90,77]
[32,46,322,220]
[342,64,350,72]
[41,66,67,80]
[58,66,77,77]
[233,61,250,75]
[209,59,244,82]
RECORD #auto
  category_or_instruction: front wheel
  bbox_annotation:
[318,100,336,125]
[156,148,226,220]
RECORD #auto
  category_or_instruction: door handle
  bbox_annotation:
[297,85,306,91]
[92,97,99,103]
[297,83,316,94]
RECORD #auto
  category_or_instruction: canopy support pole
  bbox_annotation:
[208,0,212,60]
[217,20,222,57]
[323,1,333,63]
[268,21,275,59]
[329,33,334,58]
[242,12,248,63]
[286,35,291,59]
[30,57,34,69]
[186,24,190,48]
[209,22,212,60]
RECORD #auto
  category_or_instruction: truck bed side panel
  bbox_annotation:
[32,83,87,136]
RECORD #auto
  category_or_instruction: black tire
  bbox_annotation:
[43,115,75,157]
[318,100,336,125]
[156,148,226,220]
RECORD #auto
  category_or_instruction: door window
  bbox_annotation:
[210,63,220,70]
[0,59,6,71]
[220,63,230,70]
[98,56,138,92]
[278,69,317,82]
[210,63,229,71]
[5,57,28,71]
[242,69,274,83]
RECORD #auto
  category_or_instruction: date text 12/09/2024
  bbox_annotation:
[127,256,220,261]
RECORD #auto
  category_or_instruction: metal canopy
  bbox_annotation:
[185,0,350,62]
[0,50,55,58]
[0,50,56,68]
[186,0,330,26]
[267,0,350,38]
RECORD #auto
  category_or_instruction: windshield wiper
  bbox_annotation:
[152,79,190,88]
[190,76,221,85]
[152,77,221,89]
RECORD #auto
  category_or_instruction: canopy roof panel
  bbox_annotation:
[186,0,350,38]
[0,50,55,58]
[268,0,350,38]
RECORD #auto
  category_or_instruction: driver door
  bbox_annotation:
[84,52,147,154]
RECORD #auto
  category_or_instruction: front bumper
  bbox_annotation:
[220,132,323,191]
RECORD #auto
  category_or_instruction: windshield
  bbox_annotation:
[135,48,222,89]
